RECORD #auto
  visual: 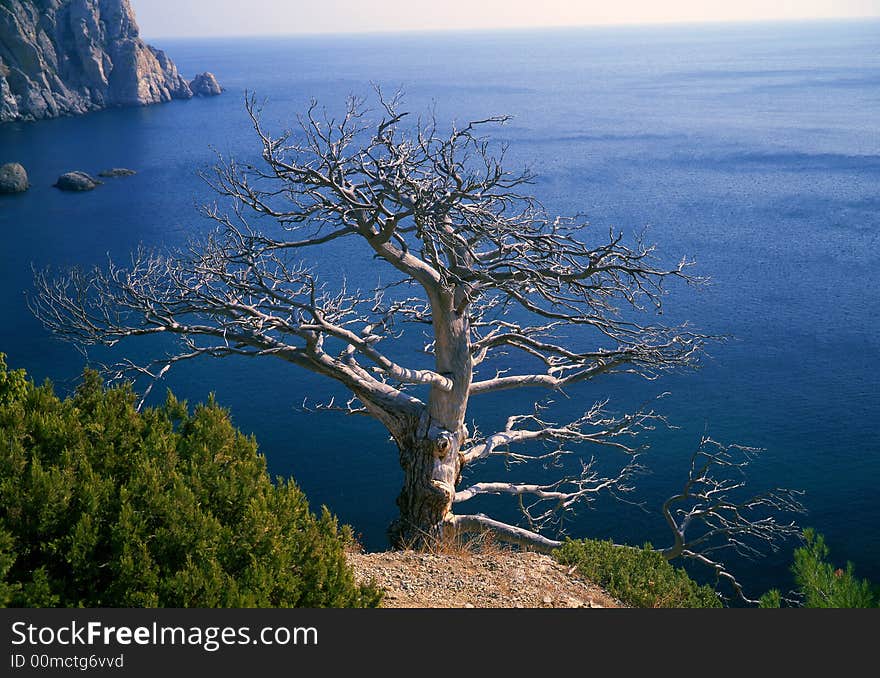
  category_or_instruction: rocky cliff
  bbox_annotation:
[0,0,211,122]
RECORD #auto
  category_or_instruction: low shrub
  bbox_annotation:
[0,355,381,608]
[760,529,877,608]
[555,538,722,608]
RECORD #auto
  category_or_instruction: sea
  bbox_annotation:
[1,19,878,598]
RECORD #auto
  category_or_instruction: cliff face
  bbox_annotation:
[0,0,195,122]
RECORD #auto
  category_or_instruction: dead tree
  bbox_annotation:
[31,91,802,585]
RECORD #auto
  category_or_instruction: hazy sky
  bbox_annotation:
[135,0,880,38]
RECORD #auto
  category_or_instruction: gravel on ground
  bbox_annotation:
[348,548,622,608]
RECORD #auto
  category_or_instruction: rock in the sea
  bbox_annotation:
[54,171,101,192]
[0,162,29,193]
[99,168,137,178]
[189,72,223,97]
[0,1,199,123]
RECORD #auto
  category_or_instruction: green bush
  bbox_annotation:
[761,529,877,608]
[555,538,722,608]
[757,588,782,608]
[0,355,381,608]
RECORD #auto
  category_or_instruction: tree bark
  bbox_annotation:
[389,411,462,546]
[389,285,472,547]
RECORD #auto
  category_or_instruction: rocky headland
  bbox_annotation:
[0,0,220,123]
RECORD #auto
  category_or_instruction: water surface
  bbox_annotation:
[1,19,878,595]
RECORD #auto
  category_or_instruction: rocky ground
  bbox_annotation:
[348,548,622,608]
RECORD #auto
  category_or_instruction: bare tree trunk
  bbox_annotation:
[390,288,472,547]
[390,414,462,546]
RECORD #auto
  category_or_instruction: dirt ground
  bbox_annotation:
[348,548,622,608]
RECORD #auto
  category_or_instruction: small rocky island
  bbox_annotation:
[98,167,136,177]
[0,0,221,123]
[0,162,29,193]
[54,171,101,191]
[190,72,223,97]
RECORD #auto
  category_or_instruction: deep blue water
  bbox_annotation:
[1,20,878,597]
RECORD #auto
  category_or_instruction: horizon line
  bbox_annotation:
[142,14,880,42]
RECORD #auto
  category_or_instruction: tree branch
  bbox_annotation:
[461,400,665,464]
[444,514,561,553]
[659,438,807,603]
